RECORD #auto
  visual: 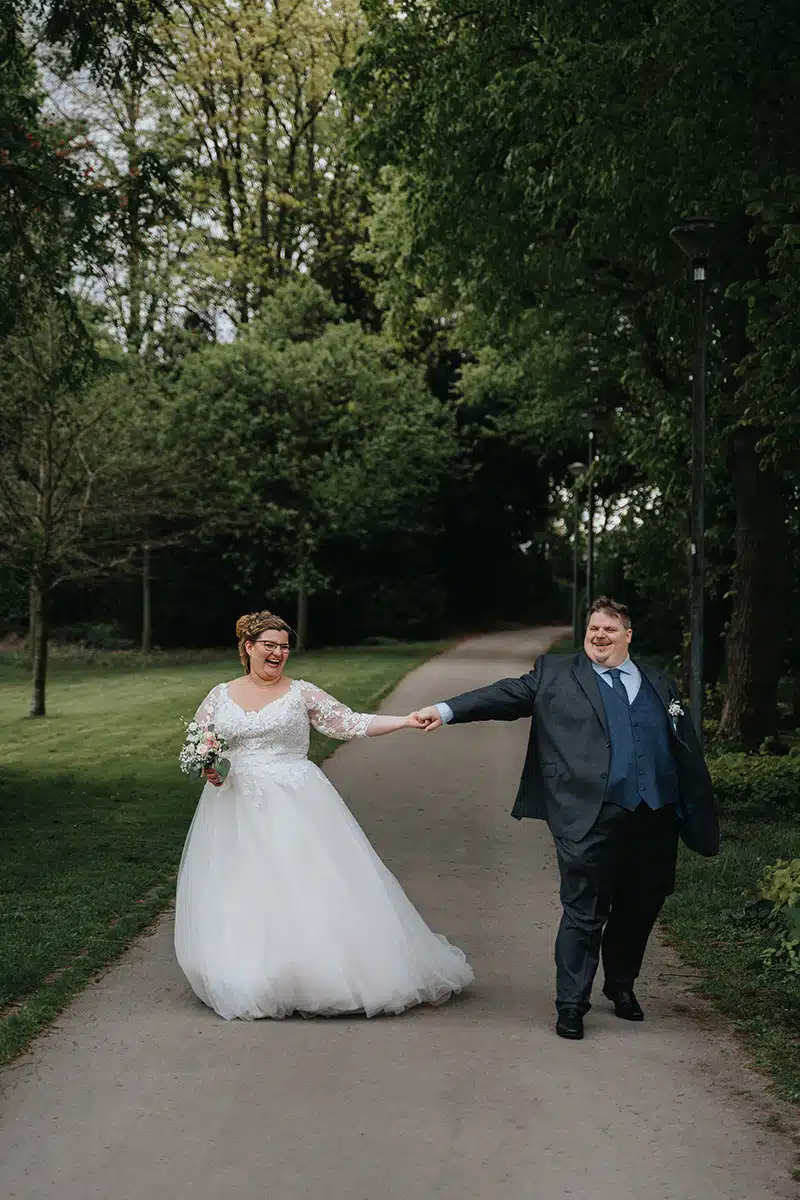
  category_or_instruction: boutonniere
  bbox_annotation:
[668,699,684,729]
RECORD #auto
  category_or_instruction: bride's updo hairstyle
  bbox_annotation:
[236,610,295,672]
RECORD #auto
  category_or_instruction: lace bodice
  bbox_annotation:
[193,679,374,765]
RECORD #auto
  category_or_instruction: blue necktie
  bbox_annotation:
[609,667,629,706]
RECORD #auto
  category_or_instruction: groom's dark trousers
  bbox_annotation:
[554,800,677,1013]
[443,651,714,1016]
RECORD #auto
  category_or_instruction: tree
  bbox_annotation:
[39,0,169,78]
[350,0,800,744]
[171,277,460,645]
[0,4,99,340]
[48,47,207,649]
[0,299,195,713]
[156,0,372,326]
[49,62,194,355]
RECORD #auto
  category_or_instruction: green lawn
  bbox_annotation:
[662,811,800,1104]
[0,642,445,1065]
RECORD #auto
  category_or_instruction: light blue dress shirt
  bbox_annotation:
[435,656,641,724]
[591,656,641,703]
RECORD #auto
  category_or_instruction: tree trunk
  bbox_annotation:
[141,542,152,654]
[296,577,308,653]
[29,577,49,718]
[28,577,38,655]
[718,429,788,748]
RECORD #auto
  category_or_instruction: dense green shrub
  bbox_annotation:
[709,752,800,817]
[758,858,800,975]
[54,622,136,651]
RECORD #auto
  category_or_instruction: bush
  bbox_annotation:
[709,752,800,817]
[54,621,137,651]
[758,735,791,757]
[758,858,800,975]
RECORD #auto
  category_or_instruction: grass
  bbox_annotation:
[662,805,800,1104]
[0,642,446,1065]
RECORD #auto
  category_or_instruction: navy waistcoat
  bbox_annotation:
[598,674,678,811]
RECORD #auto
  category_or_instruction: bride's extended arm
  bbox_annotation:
[298,680,424,740]
[364,713,425,737]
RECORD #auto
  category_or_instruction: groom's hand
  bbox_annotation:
[414,706,443,732]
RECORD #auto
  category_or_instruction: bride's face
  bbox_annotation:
[246,630,291,682]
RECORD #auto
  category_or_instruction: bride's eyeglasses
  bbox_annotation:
[253,639,292,654]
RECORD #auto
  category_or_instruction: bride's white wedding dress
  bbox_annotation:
[174,679,473,1020]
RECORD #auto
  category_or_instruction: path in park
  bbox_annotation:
[0,628,797,1199]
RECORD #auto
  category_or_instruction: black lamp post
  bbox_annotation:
[669,217,721,745]
[568,461,587,648]
[586,429,596,615]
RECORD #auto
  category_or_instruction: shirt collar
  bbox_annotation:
[593,656,632,675]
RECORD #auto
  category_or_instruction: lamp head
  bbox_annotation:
[670,218,722,269]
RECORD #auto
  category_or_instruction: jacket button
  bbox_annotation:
[601,772,608,779]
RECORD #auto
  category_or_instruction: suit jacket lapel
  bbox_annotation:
[572,653,608,734]
[638,661,670,707]
[638,661,690,748]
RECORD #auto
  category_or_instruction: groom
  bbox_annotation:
[415,597,718,1040]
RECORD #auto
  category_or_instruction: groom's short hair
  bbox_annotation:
[588,596,632,629]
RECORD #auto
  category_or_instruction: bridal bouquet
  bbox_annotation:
[179,720,231,782]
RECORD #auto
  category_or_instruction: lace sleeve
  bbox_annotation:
[193,683,222,728]
[297,680,374,740]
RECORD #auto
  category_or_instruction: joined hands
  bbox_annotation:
[407,706,443,732]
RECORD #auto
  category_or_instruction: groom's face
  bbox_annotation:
[584,610,632,667]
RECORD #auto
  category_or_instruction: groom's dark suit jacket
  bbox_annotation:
[445,651,719,855]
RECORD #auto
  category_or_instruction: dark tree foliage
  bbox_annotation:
[348,0,800,745]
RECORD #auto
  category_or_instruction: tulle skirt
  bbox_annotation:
[174,754,474,1020]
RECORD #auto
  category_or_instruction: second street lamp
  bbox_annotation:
[669,216,721,746]
[586,428,596,618]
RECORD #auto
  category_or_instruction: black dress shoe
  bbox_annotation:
[556,1008,584,1039]
[602,982,644,1021]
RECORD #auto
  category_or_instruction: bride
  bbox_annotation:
[174,610,473,1020]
